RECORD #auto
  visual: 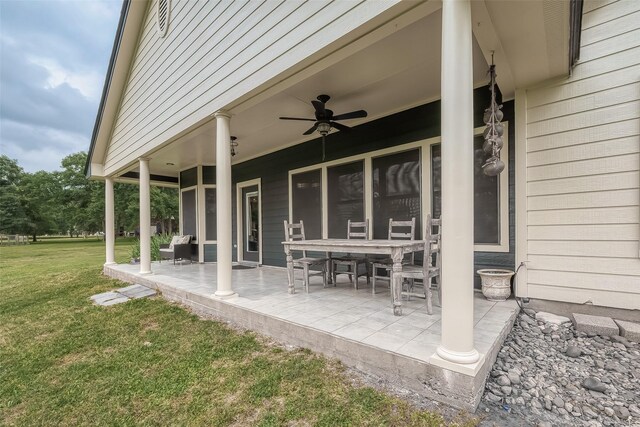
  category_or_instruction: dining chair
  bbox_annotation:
[391,215,440,315]
[331,219,370,289]
[371,217,416,295]
[283,220,328,292]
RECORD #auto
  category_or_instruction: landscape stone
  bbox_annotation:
[481,312,639,426]
[614,319,640,343]
[497,375,511,386]
[565,345,582,357]
[582,377,607,393]
[553,396,564,408]
[614,406,630,419]
[535,311,571,325]
[572,313,619,337]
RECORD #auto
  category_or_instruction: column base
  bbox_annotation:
[139,270,152,275]
[104,262,117,266]
[430,347,484,376]
[214,290,237,299]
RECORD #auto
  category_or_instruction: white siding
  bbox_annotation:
[522,0,640,309]
[103,0,400,175]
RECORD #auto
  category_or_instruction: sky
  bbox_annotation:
[0,0,121,172]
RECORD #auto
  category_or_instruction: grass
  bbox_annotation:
[0,238,476,426]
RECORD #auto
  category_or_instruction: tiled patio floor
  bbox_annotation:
[104,261,518,410]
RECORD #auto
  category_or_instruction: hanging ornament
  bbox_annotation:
[482,54,505,176]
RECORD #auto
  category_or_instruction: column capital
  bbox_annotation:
[138,156,151,162]
[214,110,231,119]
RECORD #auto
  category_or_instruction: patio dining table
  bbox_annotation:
[282,239,424,316]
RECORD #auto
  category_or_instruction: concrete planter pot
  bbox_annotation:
[478,269,514,301]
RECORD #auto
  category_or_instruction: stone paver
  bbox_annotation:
[91,284,156,306]
[91,291,128,305]
[117,284,156,299]
[615,319,640,342]
[99,295,131,306]
[535,311,571,325]
[572,313,619,337]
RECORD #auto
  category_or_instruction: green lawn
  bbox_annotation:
[0,238,476,426]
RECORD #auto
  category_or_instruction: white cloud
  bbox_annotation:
[27,56,103,101]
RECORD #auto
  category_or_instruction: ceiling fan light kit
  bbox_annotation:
[279,94,367,161]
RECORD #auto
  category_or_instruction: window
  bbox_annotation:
[431,134,503,246]
[181,188,197,240]
[372,150,421,239]
[287,127,507,251]
[291,169,322,239]
[204,187,216,241]
[327,161,364,238]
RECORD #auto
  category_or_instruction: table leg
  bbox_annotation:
[391,248,403,316]
[285,246,295,294]
[327,251,333,285]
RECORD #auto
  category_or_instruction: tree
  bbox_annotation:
[59,152,103,235]
[0,155,27,234]
[19,171,61,241]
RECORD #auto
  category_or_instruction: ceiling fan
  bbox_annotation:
[279,94,367,160]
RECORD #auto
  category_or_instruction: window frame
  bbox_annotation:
[179,185,198,244]
[425,124,510,252]
[288,125,509,252]
[202,184,217,244]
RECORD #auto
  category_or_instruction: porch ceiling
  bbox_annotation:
[126,0,569,178]
[137,10,488,177]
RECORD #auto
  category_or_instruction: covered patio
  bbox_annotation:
[104,261,518,410]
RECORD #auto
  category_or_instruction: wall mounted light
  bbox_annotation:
[230,136,238,157]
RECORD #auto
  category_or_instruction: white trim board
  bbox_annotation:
[236,178,263,265]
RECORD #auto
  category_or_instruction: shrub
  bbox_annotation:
[130,234,175,261]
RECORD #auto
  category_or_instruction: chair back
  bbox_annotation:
[388,217,416,240]
[389,217,416,262]
[284,220,308,257]
[423,214,442,277]
[347,219,369,240]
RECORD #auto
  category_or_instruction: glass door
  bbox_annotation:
[241,185,260,263]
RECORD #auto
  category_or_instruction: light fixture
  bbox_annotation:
[166,162,175,166]
[230,136,238,157]
[317,122,331,136]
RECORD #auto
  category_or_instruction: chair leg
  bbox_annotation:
[426,285,433,315]
[352,262,358,290]
[372,266,376,295]
[436,273,442,307]
[332,262,337,286]
[303,264,310,293]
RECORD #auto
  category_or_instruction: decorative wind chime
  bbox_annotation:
[482,56,505,176]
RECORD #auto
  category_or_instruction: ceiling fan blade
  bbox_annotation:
[332,110,368,121]
[331,121,350,132]
[279,116,316,121]
[303,123,319,135]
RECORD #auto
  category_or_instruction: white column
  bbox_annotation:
[214,111,236,298]
[139,157,152,274]
[105,176,116,265]
[433,0,480,367]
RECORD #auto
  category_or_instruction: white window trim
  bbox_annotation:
[236,178,262,265]
[180,185,198,244]
[202,184,217,245]
[288,126,510,252]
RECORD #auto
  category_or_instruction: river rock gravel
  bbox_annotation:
[478,310,640,426]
